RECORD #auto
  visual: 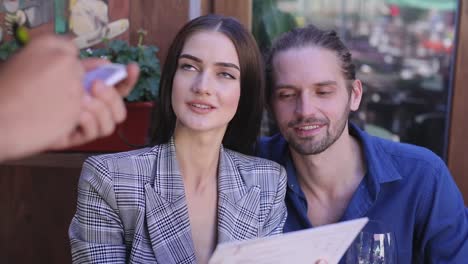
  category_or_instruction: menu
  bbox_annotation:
[209,217,369,264]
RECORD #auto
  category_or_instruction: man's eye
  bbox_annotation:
[218,72,236,80]
[317,91,331,95]
[279,93,295,99]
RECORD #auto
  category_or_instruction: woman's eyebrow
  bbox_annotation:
[179,54,202,62]
[215,62,240,72]
[179,53,240,72]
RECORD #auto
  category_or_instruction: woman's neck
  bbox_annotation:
[173,125,225,192]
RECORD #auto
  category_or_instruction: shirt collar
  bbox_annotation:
[349,122,402,183]
[283,151,304,197]
[348,123,403,201]
[277,122,403,200]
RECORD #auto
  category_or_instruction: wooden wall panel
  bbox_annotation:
[448,1,468,203]
[201,0,213,15]
[0,153,86,264]
[129,0,189,66]
[213,0,252,30]
[108,0,131,41]
[31,168,81,263]
[0,167,33,263]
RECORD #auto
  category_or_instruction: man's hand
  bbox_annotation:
[0,35,84,161]
[0,35,140,161]
[51,59,140,149]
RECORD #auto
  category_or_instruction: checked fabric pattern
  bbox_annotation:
[69,138,287,263]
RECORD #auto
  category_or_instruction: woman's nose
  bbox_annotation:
[191,71,213,95]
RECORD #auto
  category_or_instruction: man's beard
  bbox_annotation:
[285,109,350,156]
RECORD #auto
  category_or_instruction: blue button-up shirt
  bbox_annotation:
[258,123,468,263]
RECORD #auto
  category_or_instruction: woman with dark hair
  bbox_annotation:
[69,14,287,264]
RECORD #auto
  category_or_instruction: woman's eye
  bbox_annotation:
[181,64,197,71]
[218,72,236,80]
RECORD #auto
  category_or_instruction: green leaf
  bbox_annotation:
[125,85,143,102]
[79,38,161,101]
[252,0,297,52]
[147,76,160,96]
[108,40,128,53]
[0,40,19,61]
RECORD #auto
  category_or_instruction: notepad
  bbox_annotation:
[209,217,369,264]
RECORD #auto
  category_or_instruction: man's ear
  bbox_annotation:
[350,79,363,111]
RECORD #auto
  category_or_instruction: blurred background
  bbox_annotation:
[0,1,466,263]
[253,0,458,159]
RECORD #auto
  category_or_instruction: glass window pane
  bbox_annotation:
[254,0,458,158]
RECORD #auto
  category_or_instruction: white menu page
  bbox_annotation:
[209,217,369,264]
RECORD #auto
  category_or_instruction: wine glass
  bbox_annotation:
[343,220,396,264]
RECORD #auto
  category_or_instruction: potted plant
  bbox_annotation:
[69,30,161,152]
[0,30,161,152]
[0,40,20,61]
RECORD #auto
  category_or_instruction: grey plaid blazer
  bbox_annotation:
[69,139,287,263]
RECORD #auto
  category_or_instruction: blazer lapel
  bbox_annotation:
[217,147,261,244]
[145,139,196,264]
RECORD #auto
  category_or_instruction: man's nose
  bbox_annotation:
[294,94,317,117]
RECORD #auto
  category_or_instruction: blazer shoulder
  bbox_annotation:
[224,149,286,189]
[82,146,160,183]
[225,149,284,170]
[87,147,158,164]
